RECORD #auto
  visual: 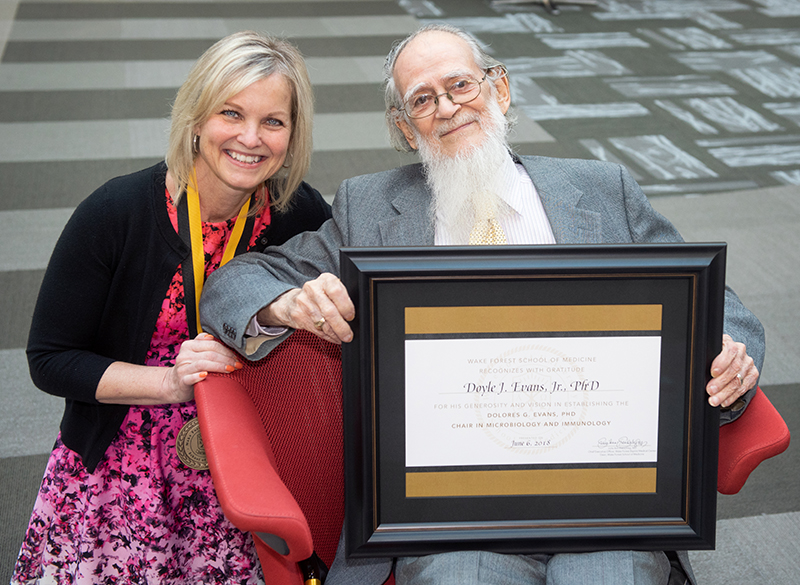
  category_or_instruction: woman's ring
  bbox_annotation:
[314,318,326,329]
[736,373,743,386]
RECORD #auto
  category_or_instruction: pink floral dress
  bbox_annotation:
[12,191,269,584]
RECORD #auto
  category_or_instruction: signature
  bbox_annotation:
[596,436,649,450]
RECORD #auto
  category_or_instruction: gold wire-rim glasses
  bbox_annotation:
[398,66,507,119]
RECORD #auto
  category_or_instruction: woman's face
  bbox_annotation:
[194,74,293,204]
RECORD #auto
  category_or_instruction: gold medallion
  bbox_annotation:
[176,417,209,470]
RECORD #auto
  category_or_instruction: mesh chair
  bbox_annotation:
[196,332,789,583]
[196,330,345,584]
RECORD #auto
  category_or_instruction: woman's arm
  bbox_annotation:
[27,185,125,403]
[95,333,242,405]
[28,174,242,406]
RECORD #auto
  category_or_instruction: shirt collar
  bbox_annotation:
[497,151,529,216]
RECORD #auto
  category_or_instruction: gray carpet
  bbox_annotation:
[690,512,800,585]
[1,0,798,583]
[0,454,48,577]
[688,384,799,585]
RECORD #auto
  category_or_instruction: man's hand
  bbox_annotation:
[707,334,759,408]
[257,272,355,344]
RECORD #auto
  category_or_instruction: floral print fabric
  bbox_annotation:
[12,191,270,584]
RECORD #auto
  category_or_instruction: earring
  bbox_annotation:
[281,152,292,169]
[192,134,200,154]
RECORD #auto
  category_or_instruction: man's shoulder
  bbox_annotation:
[518,154,621,174]
[343,162,425,188]
[518,154,628,188]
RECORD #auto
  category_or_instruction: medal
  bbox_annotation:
[176,417,209,470]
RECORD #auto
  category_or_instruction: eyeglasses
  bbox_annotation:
[399,69,501,119]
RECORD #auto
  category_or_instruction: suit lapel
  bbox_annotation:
[519,157,602,244]
[378,171,435,245]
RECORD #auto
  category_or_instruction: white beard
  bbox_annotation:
[414,97,512,244]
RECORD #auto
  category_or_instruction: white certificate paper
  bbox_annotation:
[405,336,661,467]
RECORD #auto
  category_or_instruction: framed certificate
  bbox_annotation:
[340,244,726,557]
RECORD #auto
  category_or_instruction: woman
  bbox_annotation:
[12,31,330,584]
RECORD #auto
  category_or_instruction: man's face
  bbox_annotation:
[393,31,511,159]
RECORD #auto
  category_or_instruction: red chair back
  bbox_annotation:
[232,330,344,568]
[717,387,790,494]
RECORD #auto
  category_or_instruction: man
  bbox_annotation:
[201,24,763,585]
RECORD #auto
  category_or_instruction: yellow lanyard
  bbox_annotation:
[185,174,251,334]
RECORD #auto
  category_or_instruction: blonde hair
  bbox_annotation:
[166,31,313,212]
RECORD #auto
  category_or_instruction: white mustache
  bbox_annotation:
[436,113,482,137]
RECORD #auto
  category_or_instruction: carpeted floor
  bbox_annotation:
[0,454,48,576]
[1,0,798,583]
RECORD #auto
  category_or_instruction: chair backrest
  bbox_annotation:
[226,330,344,568]
[717,386,791,495]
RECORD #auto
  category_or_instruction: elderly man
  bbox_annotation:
[201,24,763,585]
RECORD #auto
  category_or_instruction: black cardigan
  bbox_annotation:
[27,162,332,472]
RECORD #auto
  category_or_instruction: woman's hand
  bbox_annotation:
[162,333,243,403]
[96,333,242,405]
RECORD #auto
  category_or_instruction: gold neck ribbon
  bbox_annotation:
[185,171,251,334]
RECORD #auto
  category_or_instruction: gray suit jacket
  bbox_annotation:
[200,155,765,585]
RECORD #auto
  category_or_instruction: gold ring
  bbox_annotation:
[314,318,326,329]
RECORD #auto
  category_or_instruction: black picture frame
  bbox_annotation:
[340,244,725,558]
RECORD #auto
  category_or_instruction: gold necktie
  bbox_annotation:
[468,198,507,245]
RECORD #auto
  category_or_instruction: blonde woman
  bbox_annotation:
[13,31,329,584]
